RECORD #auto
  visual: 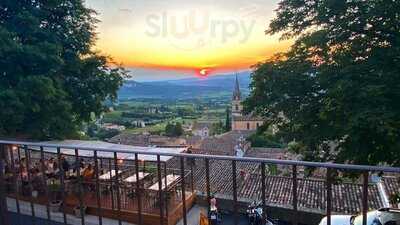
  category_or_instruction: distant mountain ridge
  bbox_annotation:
[118,71,251,100]
[148,71,251,87]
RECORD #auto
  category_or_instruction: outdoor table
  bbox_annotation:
[124,172,150,198]
[98,170,122,195]
[123,172,150,184]
[99,170,122,181]
[148,174,180,191]
[148,174,181,208]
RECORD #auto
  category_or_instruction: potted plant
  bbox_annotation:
[48,181,62,212]
[389,192,400,208]
[73,205,87,218]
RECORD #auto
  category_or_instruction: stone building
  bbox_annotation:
[231,75,264,131]
[192,122,211,138]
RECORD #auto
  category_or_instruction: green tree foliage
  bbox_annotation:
[244,0,400,166]
[212,121,225,135]
[267,164,278,176]
[0,0,126,139]
[225,107,231,131]
[247,124,284,148]
[86,123,120,140]
[96,129,121,141]
[165,122,183,137]
[247,132,284,148]
[174,122,183,137]
[165,123,174,137]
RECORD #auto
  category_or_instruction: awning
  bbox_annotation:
[28,140,186,162]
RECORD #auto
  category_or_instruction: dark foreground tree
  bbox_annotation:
[244,0,400,166]
[0,0,126,139]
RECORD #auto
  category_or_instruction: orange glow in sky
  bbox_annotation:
[85,0,292,78]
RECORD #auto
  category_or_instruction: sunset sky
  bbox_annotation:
[85,0,292,81]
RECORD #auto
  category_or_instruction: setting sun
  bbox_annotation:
[85,0,292,79]
[199,68,210,77]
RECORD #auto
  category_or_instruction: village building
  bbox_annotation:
[231,75,264,131]
[191,122,212,138]
[101,123,126,131]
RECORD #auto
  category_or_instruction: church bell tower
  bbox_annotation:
[231,74,243,116]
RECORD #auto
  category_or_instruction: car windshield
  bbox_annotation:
[352,212,382,225]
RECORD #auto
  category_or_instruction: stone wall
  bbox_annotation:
[232,120,264,131]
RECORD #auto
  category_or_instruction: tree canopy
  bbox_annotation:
[0,0,126,140]
[165,122,184,137]
[244,0,400,166]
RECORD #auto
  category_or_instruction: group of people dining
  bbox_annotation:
[3,155,98,196]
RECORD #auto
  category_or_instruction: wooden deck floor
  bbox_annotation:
[8,189,196,225]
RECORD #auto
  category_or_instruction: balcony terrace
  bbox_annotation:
[0,140,399,225]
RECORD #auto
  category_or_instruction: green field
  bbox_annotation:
[99,98,229,135]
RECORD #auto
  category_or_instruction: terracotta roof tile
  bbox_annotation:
[167,157,385,214]
[382,176,400,198]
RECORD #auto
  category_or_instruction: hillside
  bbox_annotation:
[118,71,251,100]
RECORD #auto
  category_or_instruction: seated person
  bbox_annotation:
[4,165,14,192]
[31,168,45,194]
[73,158,85,173]
[61,155,70,172]
[20,165,28,181]
[4,164,12,177]
[82,164,95,191]
[82,164,94,181]
[46,158,57,177]
[20,165,30,196]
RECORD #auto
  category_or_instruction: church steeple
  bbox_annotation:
[233,74,241,101]
[231,74,243,117]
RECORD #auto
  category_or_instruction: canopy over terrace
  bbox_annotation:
[28,140,187,162]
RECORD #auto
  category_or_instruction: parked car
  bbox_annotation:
[319,208,400,225]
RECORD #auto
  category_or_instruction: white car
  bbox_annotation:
[319,208,400,225]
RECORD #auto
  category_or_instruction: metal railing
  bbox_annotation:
[0,140,399,225]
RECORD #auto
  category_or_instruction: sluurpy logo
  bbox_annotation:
[144,10,256,51]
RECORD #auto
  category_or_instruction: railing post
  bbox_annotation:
[292,165,298,225]
[94,151,103,225]
[24,145,36,225]
[8,145,21,225]
[261,162,266,222]
[190,161,194,193]
[113,152,122,225]
[135,153,143,225]
[0,144,10,225]
[232,160,238,225]
[362,171,369,225]
[40,146,51,224]
[180,157,187,225]
[16,147,23,223]
[74,149,85,225]
[164,162,169,218]
[57,147,68,224]
[205,158,211,213]
[326,168,333,225]
[108,158,115,210]
[157,155,164,225]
